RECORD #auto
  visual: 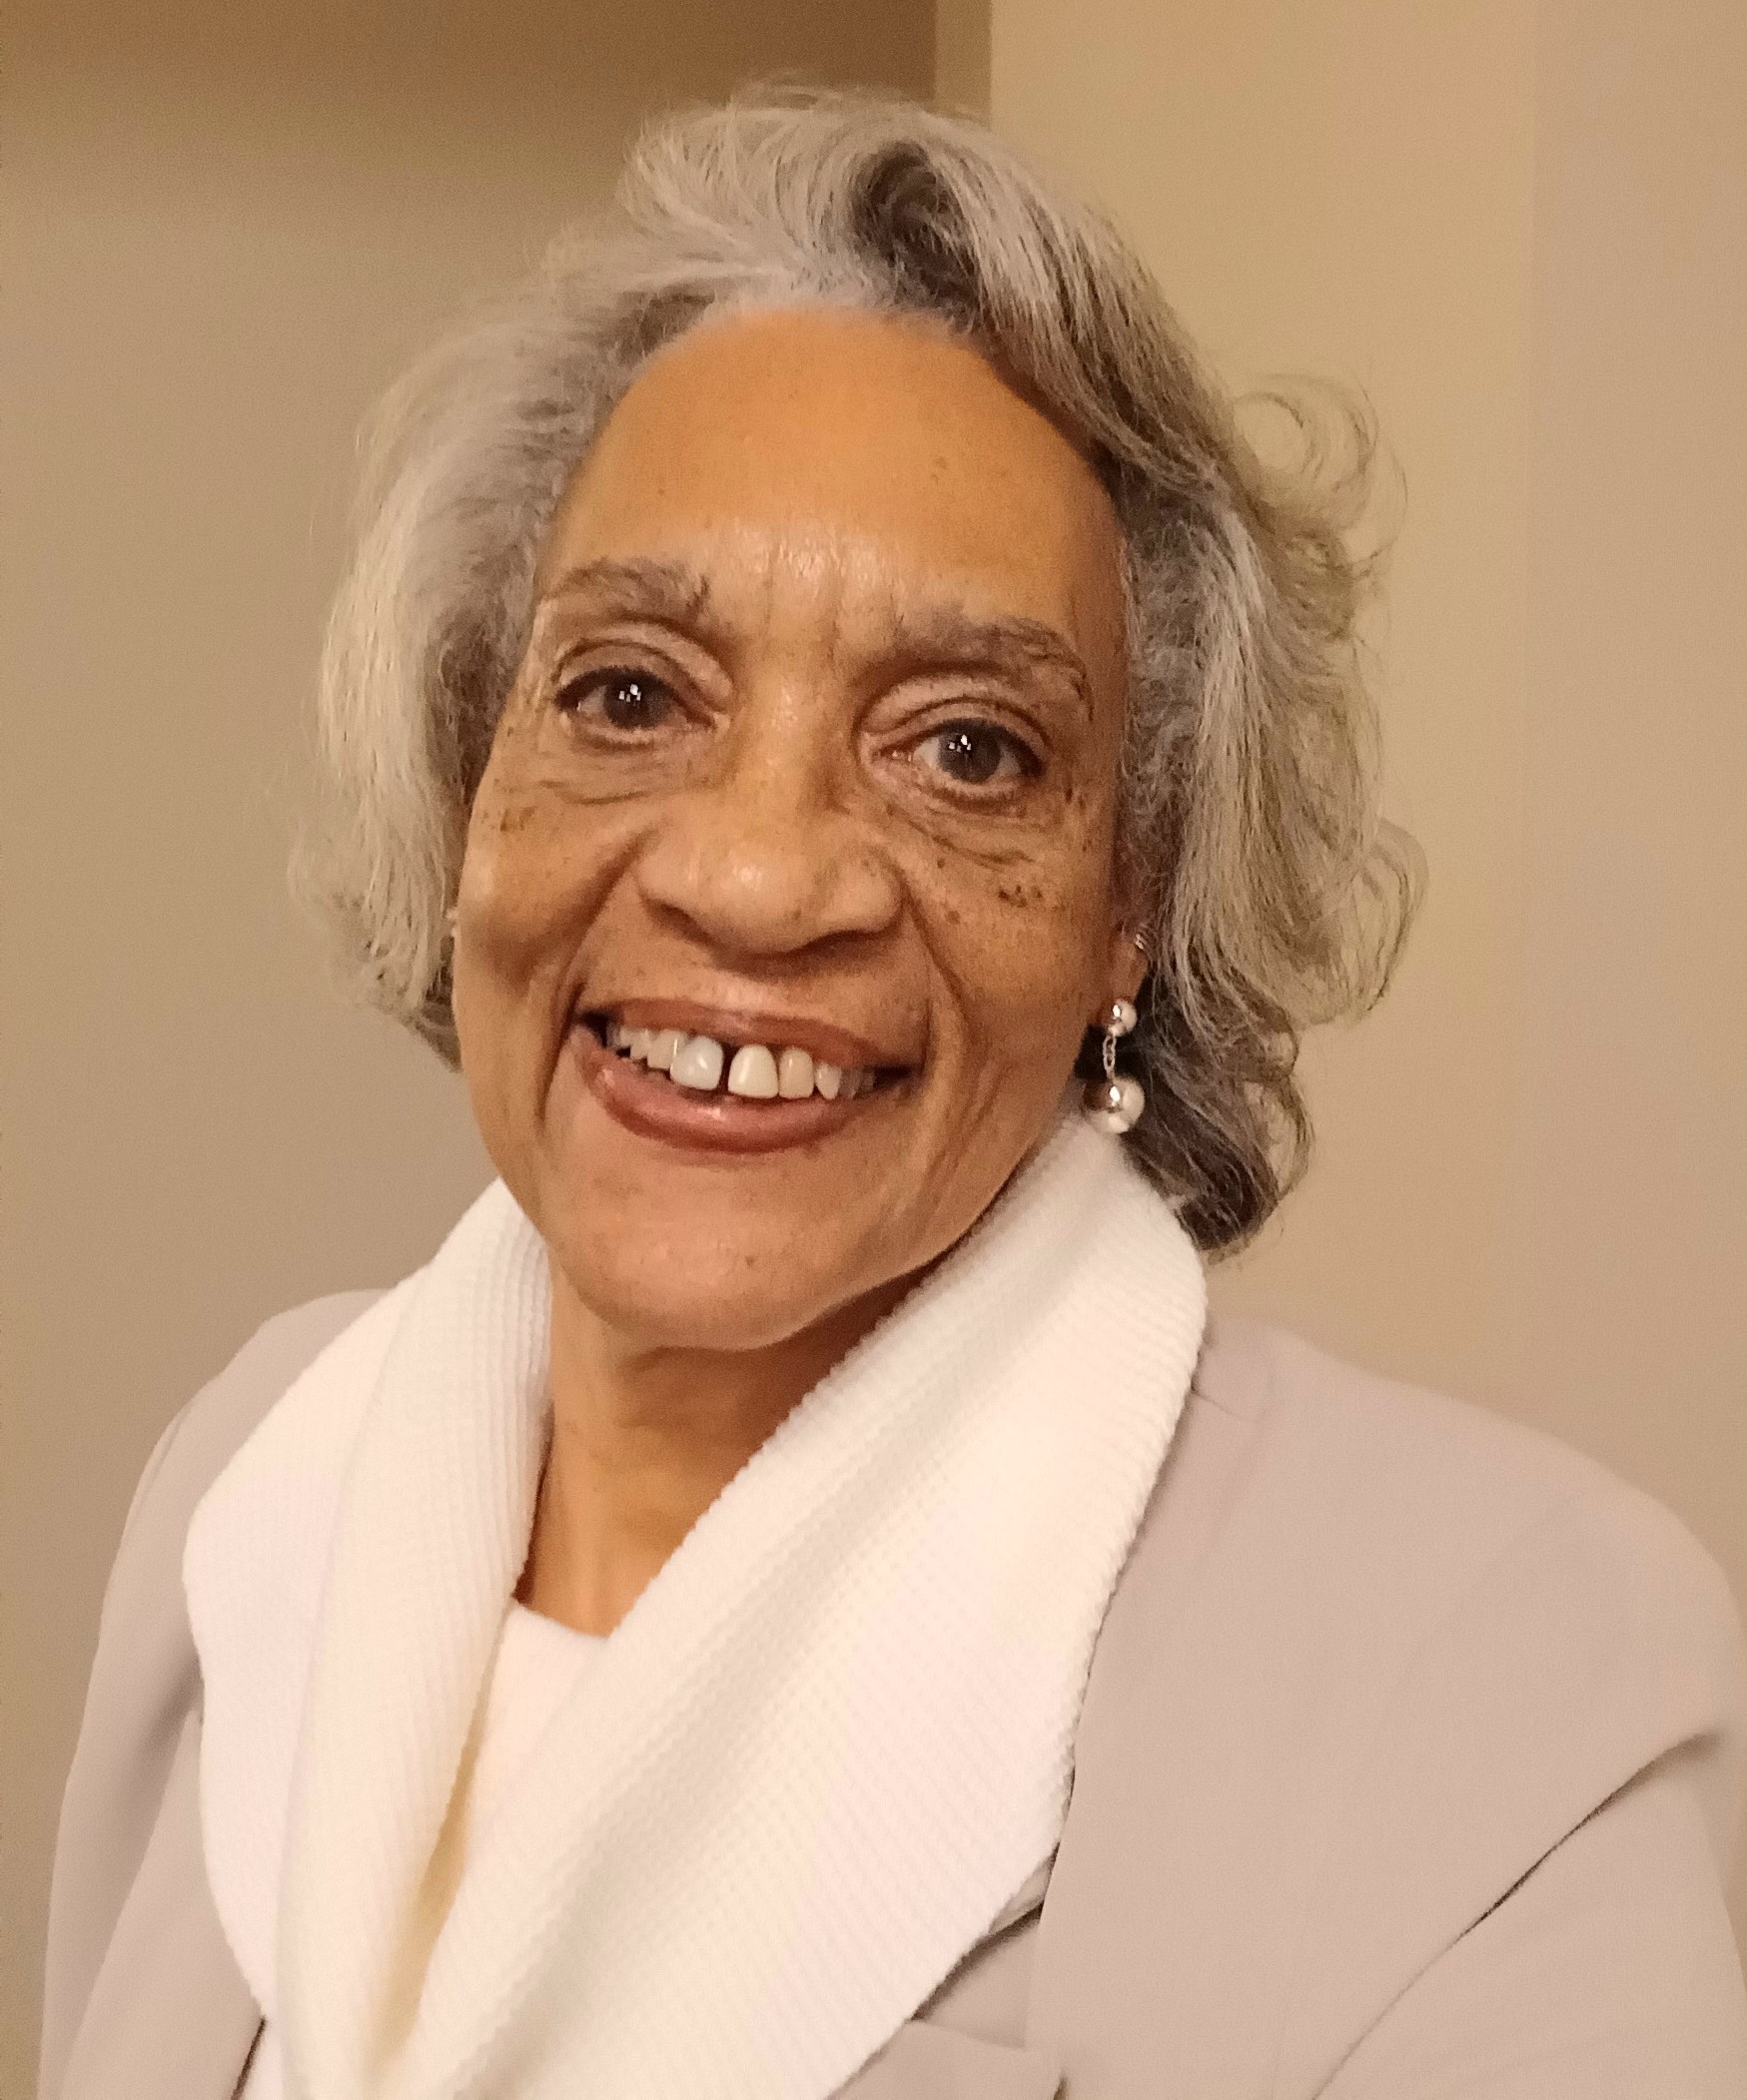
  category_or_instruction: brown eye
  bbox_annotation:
[917,719,1033,788]
[557,669,676,732]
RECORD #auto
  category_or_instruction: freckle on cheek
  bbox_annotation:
[995,881,1051,910]
[481,796,540,836]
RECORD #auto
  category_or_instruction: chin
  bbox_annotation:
[549,1217,886,1357]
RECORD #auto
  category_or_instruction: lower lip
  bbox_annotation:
[569,1023,895,1155]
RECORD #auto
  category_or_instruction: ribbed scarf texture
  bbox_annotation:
[185,1109,1207,2100]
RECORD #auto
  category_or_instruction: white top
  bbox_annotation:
[450,1604,607,1872]
[240,1604,604,2100]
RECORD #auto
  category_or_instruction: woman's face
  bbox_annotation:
[452,305,1141,1352]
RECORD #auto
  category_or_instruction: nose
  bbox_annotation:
[632,718,902,961]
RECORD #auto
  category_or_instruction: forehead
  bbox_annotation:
[538,306,1126,654]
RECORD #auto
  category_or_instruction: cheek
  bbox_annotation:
[924,826,1117,1067]
[465,794,579,965]
[453,754,636,1049]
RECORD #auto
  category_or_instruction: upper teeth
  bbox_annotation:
[606,1022,874,1100]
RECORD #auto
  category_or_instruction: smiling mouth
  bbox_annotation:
[580,1013,887,1100]
[571,1010,909,1154]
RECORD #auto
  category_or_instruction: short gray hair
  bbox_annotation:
[294,85,1421,1252]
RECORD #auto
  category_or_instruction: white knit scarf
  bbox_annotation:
[185,1107,1206,2100]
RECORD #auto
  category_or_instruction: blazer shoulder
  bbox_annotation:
[1169,1318,1747,1876]
[129,1291,386,1574]
[39,1289,383,2100]
[87,1290,388,1701]
[1129,1312,1745,1681]
[1195,1316,1746,1966]
[80,1288,388,1746]
[1067,1315,1747,2094]
[1193,1313,1739,1624]
[1200,1323,1747,2089]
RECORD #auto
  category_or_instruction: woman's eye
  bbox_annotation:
[556,669,676,733]
[914,719,1035,789]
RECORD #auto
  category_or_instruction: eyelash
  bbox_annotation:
[551,666,683,733]
[905,716,1042,794]
[550,664,1045,795]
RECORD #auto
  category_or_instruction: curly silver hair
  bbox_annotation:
[293,85,1421,1253]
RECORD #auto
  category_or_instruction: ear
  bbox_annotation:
[1100,920,1149,1016]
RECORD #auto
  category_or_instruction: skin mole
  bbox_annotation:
[484,798,541,837]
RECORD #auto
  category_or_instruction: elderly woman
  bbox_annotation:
[41,90,1747,2100]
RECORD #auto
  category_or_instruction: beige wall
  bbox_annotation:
[992,0,1747,1945]
[0,4,932,2082]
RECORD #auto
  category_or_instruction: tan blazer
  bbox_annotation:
[39,1299,1747,2100]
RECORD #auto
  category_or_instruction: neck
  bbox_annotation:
[517,1259,916,1636]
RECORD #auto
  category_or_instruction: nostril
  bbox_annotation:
[633,809,904,956]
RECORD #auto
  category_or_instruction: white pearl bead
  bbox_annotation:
[1108,998,1138,1037]
[1082,1072,1145,1134]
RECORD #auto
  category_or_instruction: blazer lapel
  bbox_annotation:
[58,1709,261,2100]
[831,1861,1060,2097]
[835,2024,1062,2099]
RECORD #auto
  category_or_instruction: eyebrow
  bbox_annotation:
[537,556,711,626]
[536,555,1092,706]
[880,603,1092,708]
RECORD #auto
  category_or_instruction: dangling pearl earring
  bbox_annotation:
[1083,995,1145,1134]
